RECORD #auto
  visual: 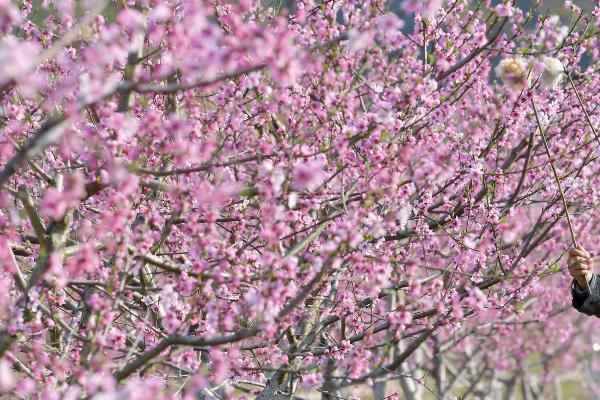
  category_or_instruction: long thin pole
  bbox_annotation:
[565,69,600,146]
[531,98,592,293]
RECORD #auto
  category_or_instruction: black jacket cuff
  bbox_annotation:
[571,275,597,310]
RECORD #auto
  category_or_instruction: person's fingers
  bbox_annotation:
[569,269,582,276]
[569,248,588,258]
[582,248,592,258]
[568,262,580,270]
[571,273,585,282]
[570,269,588,277]
[571,269,591,279]
[569,260,591,268]
[569,265,591,274]
[569,263,588,271]
[569,254,587,264]
[568,255,592,266]
[573,245,592,258]
[570,269,590,277]
[568,257,589,267]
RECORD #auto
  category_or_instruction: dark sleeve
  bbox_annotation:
[571,275,600,317]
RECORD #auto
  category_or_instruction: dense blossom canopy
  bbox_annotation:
[0,0,600,398]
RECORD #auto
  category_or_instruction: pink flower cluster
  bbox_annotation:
[0,0,598,398]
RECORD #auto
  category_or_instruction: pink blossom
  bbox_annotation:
[465,287,487,311]
[347,29,371,53]
[292,159,326,191]
[0,359,15,391]
[390,310,413,329]
[401,0,443,17]
[40,173,86,219]
[0,0,21,33]
[0,1,597,397]
[116,9,145,35]
[495,4,515,17]
[0,36,39,84]
[300,373,323,389]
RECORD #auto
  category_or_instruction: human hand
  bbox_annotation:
[568,245,594,290]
